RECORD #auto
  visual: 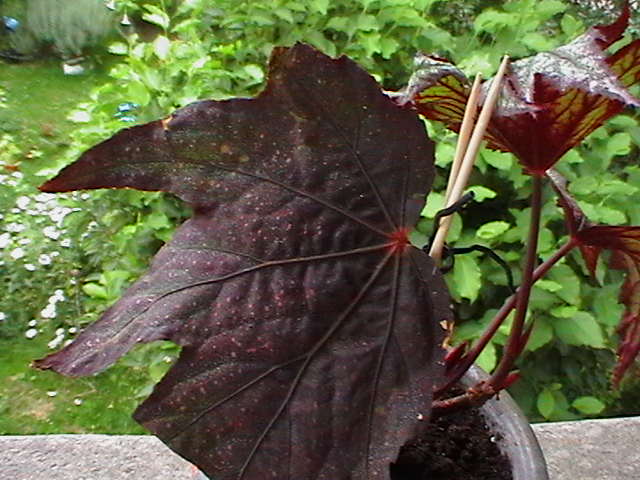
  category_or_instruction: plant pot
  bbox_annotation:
[192,365,548,480]
[460,365,549,480]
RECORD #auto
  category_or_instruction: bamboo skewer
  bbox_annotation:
[444,73,483,205]
[429,56,510,264]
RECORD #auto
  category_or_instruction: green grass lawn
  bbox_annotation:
[0,333,147,434]
[0,57,112,173]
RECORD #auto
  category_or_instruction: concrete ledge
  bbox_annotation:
[1,417,639,479]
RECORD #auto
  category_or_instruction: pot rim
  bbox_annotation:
[462,365,549,480]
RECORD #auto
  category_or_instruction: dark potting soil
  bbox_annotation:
[390,406,512,480]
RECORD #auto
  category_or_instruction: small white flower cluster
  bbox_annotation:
[47,325,78,349]
[41,289,66,320]
[0,188,82,272]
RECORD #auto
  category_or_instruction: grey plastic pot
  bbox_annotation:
[193,365,548,480]
[461,365,549,480]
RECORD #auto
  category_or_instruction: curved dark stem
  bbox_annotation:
[445,244,516,293]
[427,191,475,247]
[433,237,577,399]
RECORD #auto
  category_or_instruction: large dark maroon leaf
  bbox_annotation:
[402,2,640,176]
[35,44,450,479]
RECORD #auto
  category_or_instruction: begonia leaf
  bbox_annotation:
[607,38,640,88]
[549,169,640,387]
[402,2,640,176]
[34,44,450,480]
[401,55,470,133]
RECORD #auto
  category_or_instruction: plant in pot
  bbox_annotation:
[33,3,640,479]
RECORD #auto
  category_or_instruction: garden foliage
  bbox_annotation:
[2,0,640,431]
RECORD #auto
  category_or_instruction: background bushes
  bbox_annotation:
[1,0,639,432]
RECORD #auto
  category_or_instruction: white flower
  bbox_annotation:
[68,327,77,334]
[6,222,25,233]
[0,312,6,321]
[0,233,11,248]
[16,196,30,209]
[60,239,71,248]
[49,290,65,303]
[28,319,37,327]
[46,391,58,397]
[48,335,64,349]
[73,398,83,406]
[24,264,36,271]
[41,304,56,319]
[55,328,65,336]
[25,328,38,339]
[38,254,52,265]
[35,193,56,203]
[43,226,61,240]
[10,247,25,259]
[18,238,31,245]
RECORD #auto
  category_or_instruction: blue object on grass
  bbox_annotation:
[114,102,140,122]
[2,16,20,32]
[117,102,139,114]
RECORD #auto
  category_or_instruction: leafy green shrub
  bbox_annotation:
[4,0,640,429]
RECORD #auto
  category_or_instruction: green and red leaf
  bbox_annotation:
[403,2,640,176]
[550,169,640,387]
[400,55,470,132]
[35,44,450,480]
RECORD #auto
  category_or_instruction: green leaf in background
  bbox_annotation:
[553,312,606,348]
[451,254,482,302]
[548,264,581,305]
[579,201,626,225]
[420,191,444,218]
[476,341,497,372]
[592,284,625,328]
[467,185,497,202]
[126,81,151,107]
[108,42,128,55]
[535,279,563,293]
[569,176,598,195]
[153,36,171,60]
[480,148,513,170]
[310,0,329,14]
[142,6,170,30]
[599,179,638,196]
[537,388,555,419]
[476,220,510,240]
[605,132,632,158]
[560,14,584,38]
[435,141,455,167]
[525,318,553,351]
[82,283,108,299]
[572,396,606,415]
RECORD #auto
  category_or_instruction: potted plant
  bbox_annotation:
[33,3,640,479]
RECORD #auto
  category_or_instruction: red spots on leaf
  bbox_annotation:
[387,227,410,255]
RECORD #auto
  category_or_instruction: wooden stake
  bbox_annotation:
[429,56,510,264]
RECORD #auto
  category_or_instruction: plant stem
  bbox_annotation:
[434,187,579,398]
[488,174,544,387]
